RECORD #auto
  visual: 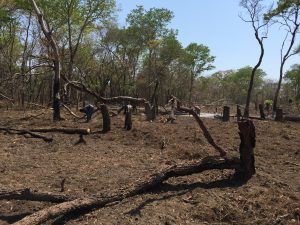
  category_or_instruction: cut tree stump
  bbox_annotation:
[223,106,230,122]
[13,156,240,225]
[100,104,110,133]
[236,105,242,121]
[238,119,256,180]
[259,104,265,119]
[275,108,283,121]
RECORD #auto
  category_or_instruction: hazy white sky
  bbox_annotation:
[115,0,300,80]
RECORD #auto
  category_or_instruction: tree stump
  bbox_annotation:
[124,104,133,130]
[259,104,265,119]
[100,104,110,132]
[275,108,283,121]
[238,119,256,180]
[223,106,230,122]
[236,105,242,121]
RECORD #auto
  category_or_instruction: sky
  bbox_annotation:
[115,0,300,80]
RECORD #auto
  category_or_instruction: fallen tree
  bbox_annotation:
[13,156,240,225]
[0,127,53,142]
[170,96,227,157]
[29,127,91,135]
[0,188,73,203]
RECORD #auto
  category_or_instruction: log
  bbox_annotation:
[13,156,240,225]
[284,116,300,122]
[171,96,226,157]
[0,127,53,142]
[29,127,91,135]
[0,188,73,203]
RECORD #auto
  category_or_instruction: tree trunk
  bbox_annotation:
[259,104,265,119]
[238,119,256,180]
[275,108,283,121]
[100,104,110,133]
[223,106,230,122]
[30,0,61,121]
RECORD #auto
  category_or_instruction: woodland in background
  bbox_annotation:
[0,0,299,113]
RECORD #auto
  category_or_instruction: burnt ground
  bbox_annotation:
[0,107,299,225]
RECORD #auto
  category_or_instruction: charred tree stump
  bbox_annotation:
[223,106,230,122]
[238,119,256,180]
[236,105,242,121]
[100,104,110,133]
[275,108,283,121]
[259,104,265,119]
[124,105,133,130]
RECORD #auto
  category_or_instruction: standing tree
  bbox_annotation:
[265,0,300,112]
[184,43,215,104]
[240,0,272,117]
[30,0,61,120]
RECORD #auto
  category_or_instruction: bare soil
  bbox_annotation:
[0,107,299,225]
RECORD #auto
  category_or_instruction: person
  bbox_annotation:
[79,104,97,122]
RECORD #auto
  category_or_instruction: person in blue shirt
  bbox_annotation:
[79,104,97,122]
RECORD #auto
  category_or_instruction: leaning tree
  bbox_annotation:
[240,0,272,117]
[265,0,300,112]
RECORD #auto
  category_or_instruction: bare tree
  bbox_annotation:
[30,0,61,120]
[240,0,272,117]
[266,1,300,112]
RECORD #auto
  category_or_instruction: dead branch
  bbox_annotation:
[13,156,240,225]
[30,127,91,135]
[0,127,53,142]
[61,104,81,119]
[171,96,226,157]
[0,92,14,103]
[20,112,45,121]
[0,188,73,203]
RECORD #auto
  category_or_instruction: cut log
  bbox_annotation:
[170,96,226,157]
[0,188,73,203]
[13,156,240,225]
[284,116,300,122]
[30,127,91,135]
[0,128,53,142]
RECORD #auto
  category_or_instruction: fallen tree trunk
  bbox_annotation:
[0,188,73,203]
[284,116,300,122]
[171,96,227,157]
[30,127,91,135]
[14,156,240,225]
[0,127,53,142]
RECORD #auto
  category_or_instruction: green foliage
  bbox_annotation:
[184,43,215,77]
[285,64,300,99]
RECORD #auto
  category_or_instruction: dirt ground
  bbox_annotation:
[0,107,299,225]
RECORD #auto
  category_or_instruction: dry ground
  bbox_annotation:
[0,107,299,225]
